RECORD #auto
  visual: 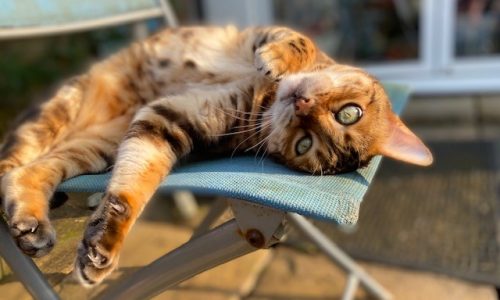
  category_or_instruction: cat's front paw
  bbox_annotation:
[75,194,128,286]
[255,43,289,81]
[9,214,56,257]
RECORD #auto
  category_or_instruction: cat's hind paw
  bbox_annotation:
[9,214,56,257]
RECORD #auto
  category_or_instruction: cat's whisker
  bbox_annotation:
[245,132,271,152]
[254,135,269,158]
[310,161,324,180]
[257,141,271,165]
[257,104,271,110]
[215,107,253,122]
[211,126,263,137]
[230,123,272,158]
[211,119,272,137]
[259,151,268,166]
[312,164,319,176]
[251,137,269,163]
[215,107,273,123]
[231,119,272,129]
[249,127,274,158]
[223,107,269,117]
[229,124,264,131]
[250,126,275,165]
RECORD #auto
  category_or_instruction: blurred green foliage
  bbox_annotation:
[0,0,200,139]
[0,28,133,136]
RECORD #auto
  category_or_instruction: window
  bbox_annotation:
[203,0,500,94]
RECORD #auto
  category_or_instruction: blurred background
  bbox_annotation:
[0,0,499,299]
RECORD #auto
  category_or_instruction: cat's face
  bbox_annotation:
[265,64,433,174]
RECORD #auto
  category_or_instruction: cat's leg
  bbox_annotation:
[74,87,244,286]
[0,76,87,177]
[1,117,128,257]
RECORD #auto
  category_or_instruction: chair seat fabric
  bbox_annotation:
[57,83,410,225]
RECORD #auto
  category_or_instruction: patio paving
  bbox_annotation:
[0,185,497,300]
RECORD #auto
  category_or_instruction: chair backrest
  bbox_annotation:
[0,0,177,39]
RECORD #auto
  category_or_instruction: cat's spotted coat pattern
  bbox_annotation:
[0,26,432,285]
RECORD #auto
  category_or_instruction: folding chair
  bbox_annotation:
[0,1,411,299]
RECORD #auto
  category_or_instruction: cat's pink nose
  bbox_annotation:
[294,97,314,116]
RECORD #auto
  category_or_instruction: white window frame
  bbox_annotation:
[203,0,500,94]
[379,0,500,94]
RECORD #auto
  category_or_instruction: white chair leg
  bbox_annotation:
[172,190,199,220]
[342,274,360,300]
[287,213,392,300]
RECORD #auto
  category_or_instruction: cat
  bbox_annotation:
[0,25,432,286]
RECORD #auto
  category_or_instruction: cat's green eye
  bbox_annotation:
[335,104,363,125]
[295,135,312,156]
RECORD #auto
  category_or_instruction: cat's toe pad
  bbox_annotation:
[87,245,111,268]
[9,216,55,257]
[255,44,288,81]
[75,235,118,287]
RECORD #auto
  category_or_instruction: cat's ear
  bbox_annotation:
[377,115,433,166]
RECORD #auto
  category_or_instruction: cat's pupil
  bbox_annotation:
[335,104,363,125]
[295,135,312,156]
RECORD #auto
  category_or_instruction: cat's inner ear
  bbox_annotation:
[377,114,433,166]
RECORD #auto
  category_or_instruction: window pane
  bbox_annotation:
[456,0,500,57]
[272,0,421,64]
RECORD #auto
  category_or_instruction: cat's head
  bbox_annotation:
[265,64,433,174]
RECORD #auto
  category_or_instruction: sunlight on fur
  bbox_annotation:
[0,25,432,286]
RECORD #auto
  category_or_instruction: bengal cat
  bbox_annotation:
[0,26,432,286]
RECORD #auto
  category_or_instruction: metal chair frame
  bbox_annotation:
[0,0,177,39]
